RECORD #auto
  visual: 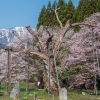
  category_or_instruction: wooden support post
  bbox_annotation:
[27,53,30,92]
[8,49,12,94]
[5,46,21,94]
[26,53,30,94]
[5,47,12,94]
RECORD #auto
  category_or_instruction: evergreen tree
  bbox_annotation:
[37,5,48,29]
[57,0,66,26]
[97,0,100,12]
[72,8,80,32]
[51,0,58,26]
[72,8,78,23]
[46,1,52,26]
[90,0,100,14]
[76,0,90,22]
[65,0,75,23]
[37,0,100,30]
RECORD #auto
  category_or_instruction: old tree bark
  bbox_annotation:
[12,8,95,93]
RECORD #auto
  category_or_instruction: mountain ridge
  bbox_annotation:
[0,26,32,48]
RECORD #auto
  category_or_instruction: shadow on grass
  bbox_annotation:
[20,88,38,92]
[0,92,4,96]
[90,93,100,95]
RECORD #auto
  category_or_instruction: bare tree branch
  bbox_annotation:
[54,20,95,56]
[5,46,47,60]
[26,26,47,53]
[26,26,38,40]
[12,31,27,49]
[29,51,47,60]
[72,22,96,27]
[21,48,48,60]
[54,8,63,29]
[44,26,53,37]
[44,27,53,49]
[12,31,25,43]
[26,48,48,60]
[53,20,70,56]
[10,26,48,60]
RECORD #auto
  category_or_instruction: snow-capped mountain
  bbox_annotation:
[0,27,29,48]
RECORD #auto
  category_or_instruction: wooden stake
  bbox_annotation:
[8,49,12,94]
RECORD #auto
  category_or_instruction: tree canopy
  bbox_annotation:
[37,0,100,29]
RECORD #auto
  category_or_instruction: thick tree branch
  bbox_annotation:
[26,26,38,40]
[54,8,96,56]
[54,21,95,56]
[26,26,47,53]
[54,8,63,29]
[21,48,47,60]
[53,20,70,56]
[72,22,96,27]
[45,27,53,49]
[28,50,47,60]
[12,31,25,43]
[44,26,54,37]
[5,46,47,60]
[11,27,48,60]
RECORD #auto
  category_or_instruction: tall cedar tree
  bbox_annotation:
[73,0,90,32]
[46,1,52,26]
[65,0,75,23]
[90,0,100,13]
[97,0,100,12]
[76,0,90,22]
[37,5,48,29]
[37,0,100,29]
[57,0,66,26]
[51,0,58,27]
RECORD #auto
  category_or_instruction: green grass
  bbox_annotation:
[0,82,58,100]
[0,82,100,100]
[68,90,99,100]
[0,88,58,100]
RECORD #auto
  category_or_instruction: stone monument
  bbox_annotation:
[59,88,67,100]
[10,81,20,98]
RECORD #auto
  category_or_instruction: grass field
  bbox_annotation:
[0,82,100,100]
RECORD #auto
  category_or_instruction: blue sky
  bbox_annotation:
[0,0,79,29]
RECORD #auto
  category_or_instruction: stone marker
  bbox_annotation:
[10,81,20,98]
[82,92,86,95]
[34,93,38,100]
[59,88,67,100]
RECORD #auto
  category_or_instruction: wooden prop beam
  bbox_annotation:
[5,48,12,94]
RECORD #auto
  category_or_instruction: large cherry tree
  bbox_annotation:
[11,8,95,92]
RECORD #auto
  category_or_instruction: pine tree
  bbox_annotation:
[37,5,48,29]
[72,11,80,32]
[89,0,99,13]
[76,0,90,22]
[72,8,78,23]
[51,0,58,26]
[97,0,100,12]
[65,0,75,23]
[57,0,66,26]
[46,1,52,26]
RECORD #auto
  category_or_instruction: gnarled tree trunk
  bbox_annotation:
[43,58,58,92]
